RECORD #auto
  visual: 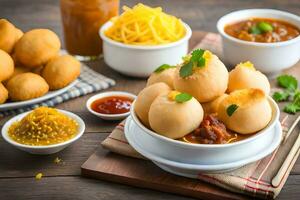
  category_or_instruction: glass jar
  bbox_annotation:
[60,0,119,61]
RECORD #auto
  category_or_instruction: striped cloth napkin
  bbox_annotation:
[101,33,300,199]
[0,63,115,117]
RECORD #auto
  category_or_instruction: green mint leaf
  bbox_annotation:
[284,103,300,114]
[190,49,205,63]
[175,93,193,103]
[154,64,175,73]
[272,91,290,102]
[179,62,193,78]
[257,22,273,33]
[226,104,239,117]
[277,75,298,91]
[249,25,262,35]
[197,57,206,67]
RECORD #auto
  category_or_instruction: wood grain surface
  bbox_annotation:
[0,0,299,200]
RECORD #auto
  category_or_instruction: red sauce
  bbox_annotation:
[91,96,133,115]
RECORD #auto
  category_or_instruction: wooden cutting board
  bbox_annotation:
[81,31,251,200]
[81,31,299,200]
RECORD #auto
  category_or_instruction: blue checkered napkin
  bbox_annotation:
[0,63,115,117]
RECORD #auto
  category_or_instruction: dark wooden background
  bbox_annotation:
[0,0,299,200]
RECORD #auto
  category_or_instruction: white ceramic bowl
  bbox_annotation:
[1,109,85,155]
[217,9,300,76]
[129,97,280,165]
[99,21,192,77]
[86,91,136,121]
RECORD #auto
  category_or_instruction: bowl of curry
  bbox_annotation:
[217,9,300,75]
[1,107,85,154]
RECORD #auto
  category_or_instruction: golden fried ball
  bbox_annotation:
[0,49,14,82]
[0,83,8,104]
[228,62,270,95]
[174,51,229,103]
[134,82,171,127]
[15,29,61,68]
[146,67,176,89]
[217,88,272,134]
[3,66,30,86]
[0,19,16,53]
[7,73,49,101]
[149,91,204,139]
[202,93,228,114]
[42,55,80,90]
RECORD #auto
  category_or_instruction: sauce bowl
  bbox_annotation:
[217,9,300,76]
[128,97,280,165]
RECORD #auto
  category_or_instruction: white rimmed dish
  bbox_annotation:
[217,9,300,76]
[99,21,192,77]
[1,109,85,155]
[125,116,281,173]
[86,91,136,121]
[129,97,280,165]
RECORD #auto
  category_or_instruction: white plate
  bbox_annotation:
[125,116,282,174]
[0,80,77,111]
[2,109,85,155]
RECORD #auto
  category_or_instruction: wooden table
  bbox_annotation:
[0,0,299,199]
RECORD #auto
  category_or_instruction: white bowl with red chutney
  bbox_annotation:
[86,91,136,120]
[217,9,300,76]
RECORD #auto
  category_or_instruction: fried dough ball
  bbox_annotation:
[202,94,228,114]
[0,49,14,82]
[7,73,49,101]
[149,91,204,139]
[42,55,80,90]
[0,83,8,104]
[135,82,171,127]
[146,67,176,89]
[174,51,229,103]
[0,19,16,53]
[217,88,272,134]
[228,61,270,94]
[15,29,61,68]
[3,66,30,85]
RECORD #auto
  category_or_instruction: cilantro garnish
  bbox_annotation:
[249,22,273,35]
[175,93,193,103]
[272,74,300,114]
[179,49,206,78]
[226,104,239,117]
[154,64,175,73]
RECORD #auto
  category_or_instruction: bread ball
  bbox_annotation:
[0,19,16,53]
[0,49,14,82]
[149,91,204,139]
[0,83,8,104]
[3,66,30,85]
[134,82,171,127]
[7,73,49,101]
[42,55,80,90]
[202,93,228,114]
[147,67,176,89]
[217,88,272,134]
[15,29,61,68]
[228,61,270,94]
[174,51,229,103]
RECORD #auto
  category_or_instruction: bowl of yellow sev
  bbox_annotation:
[1,107,85,155]
[100,4,192,77]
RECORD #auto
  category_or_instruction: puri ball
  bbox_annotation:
[0,83,8,104]
[228,62,270,94]
[147,67,176,89]
[0,49,14,82]
[202,93,228,114]
[174,52,228,103]
[217,88,272,134]
[3,66,30,86]
[149,92,204,139]
[15,29,61,68]
[7,73,49,101]
[0,19,16,53]
[134,82,171,127]
[42,55,80,90]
